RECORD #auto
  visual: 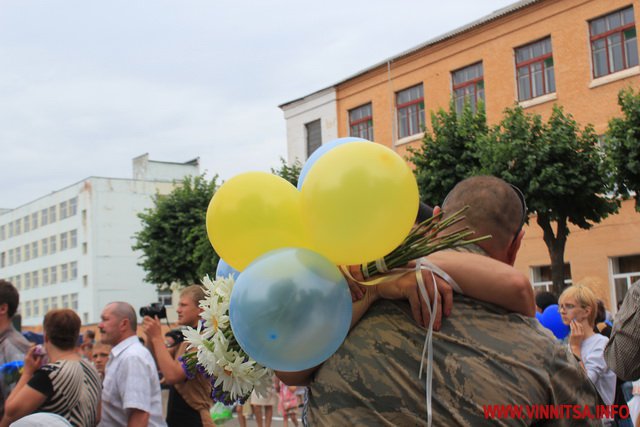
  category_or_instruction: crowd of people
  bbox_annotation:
[0,175,638,427]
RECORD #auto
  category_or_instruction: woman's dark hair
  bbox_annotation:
[416,202,434,223]
[595,299,606,324]
[535,290,557,312]
[44,309,81,350]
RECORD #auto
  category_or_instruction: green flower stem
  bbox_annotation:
[363,206,491,277]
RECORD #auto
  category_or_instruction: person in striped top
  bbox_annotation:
[0,309,101,427]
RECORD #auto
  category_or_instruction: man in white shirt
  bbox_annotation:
[98,302,166,427]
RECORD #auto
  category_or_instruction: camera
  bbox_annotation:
[139,303,167,319]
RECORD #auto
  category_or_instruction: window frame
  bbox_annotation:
[589,7,638,78]
[348,103,374,140]
[396,84,425,139]
[515,37,556,101]
[452,62,485,114]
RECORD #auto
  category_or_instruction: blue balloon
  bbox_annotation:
[297,137,370,190]
[535,311,543,322]
[216,258,240,280]
[229,247,352,371]
[539,304,569,340]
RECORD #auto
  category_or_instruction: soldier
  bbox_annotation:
[296,176,602,426]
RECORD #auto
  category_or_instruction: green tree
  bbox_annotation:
[606,87,640,211]
[409,101,488,204]
[480,105,618,294]
[133,174,219,289]
[271,157,302,186]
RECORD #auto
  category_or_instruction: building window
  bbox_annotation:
[0,225,4,240]
[42,238,48,256]
[516,37,555,101]
[25,272,31,290]
[82,243,88,255]
[396,84,425,139]
[0,252,4,268]
[69,197,78,216]
[70,230,77,248]
[158,290,173,307]
[83,275,88,287]
[50,266,57,284]
[70,261,78,280]
[49,206,57,223]
[349,103,374,140]
[60,232,68,251]
[15,247,21,263]
[8,249,14,266]
[82,210,87,226]
[42,297,49,314]
[31,242,38,259]
[32,271,39,288]
[60,201,68,220]
[23,216,30,233]
[590,7,638,78]
[41,208,48,226]
[452,62,484,114]
[61,264,69,282]
[531,264,572,292]
[51,296,58,310]
[305,119,322,159]
[33,300,39,317]
[25,301,31,318]
[611,254,640,305]
[31,212,38,229]
[50,236,57,254]
[14,274,21,290]
[61,294,69,309]
[71,293,78,311]
[14,219,21,236]
[42,268,49,285]
[24,244,30,261]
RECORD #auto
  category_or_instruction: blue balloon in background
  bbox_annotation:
[535,311,543,322]
[229,247,352,371]
[215,258,240,280]
[296,137,370,190]
[539,304,569,340]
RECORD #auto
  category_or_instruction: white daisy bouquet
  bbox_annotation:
[180,275,273,405]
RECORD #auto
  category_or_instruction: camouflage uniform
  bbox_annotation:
[307,269,602,426]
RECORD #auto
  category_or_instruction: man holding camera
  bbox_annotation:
[143,285,214,427]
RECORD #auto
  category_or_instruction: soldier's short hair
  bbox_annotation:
[442,176,524,252]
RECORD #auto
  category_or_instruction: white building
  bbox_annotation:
[0,154,199,327]
[279,87,338,164]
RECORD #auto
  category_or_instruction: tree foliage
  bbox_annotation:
[606,87,640,211]
[409,101,488,204]
[133,175,218,289]
[271,157,302,186]
[480,105,618,294]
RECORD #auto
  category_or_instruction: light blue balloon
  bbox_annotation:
[229,247,352,371]
[215,258,240,281]
[297,137,370,190]
[539,304,569,340]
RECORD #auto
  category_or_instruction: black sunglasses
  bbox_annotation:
[509,183,528,242]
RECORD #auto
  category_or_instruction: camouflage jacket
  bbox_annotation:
[306,295,602,426]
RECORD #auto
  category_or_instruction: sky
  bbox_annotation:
[0,0,517,209]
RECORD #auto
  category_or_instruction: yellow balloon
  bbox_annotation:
[301,142,419,265]
[206,172,308,271]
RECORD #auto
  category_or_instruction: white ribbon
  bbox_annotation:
[414,258,438,427]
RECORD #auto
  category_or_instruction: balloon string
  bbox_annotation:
[415,259,437,427]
